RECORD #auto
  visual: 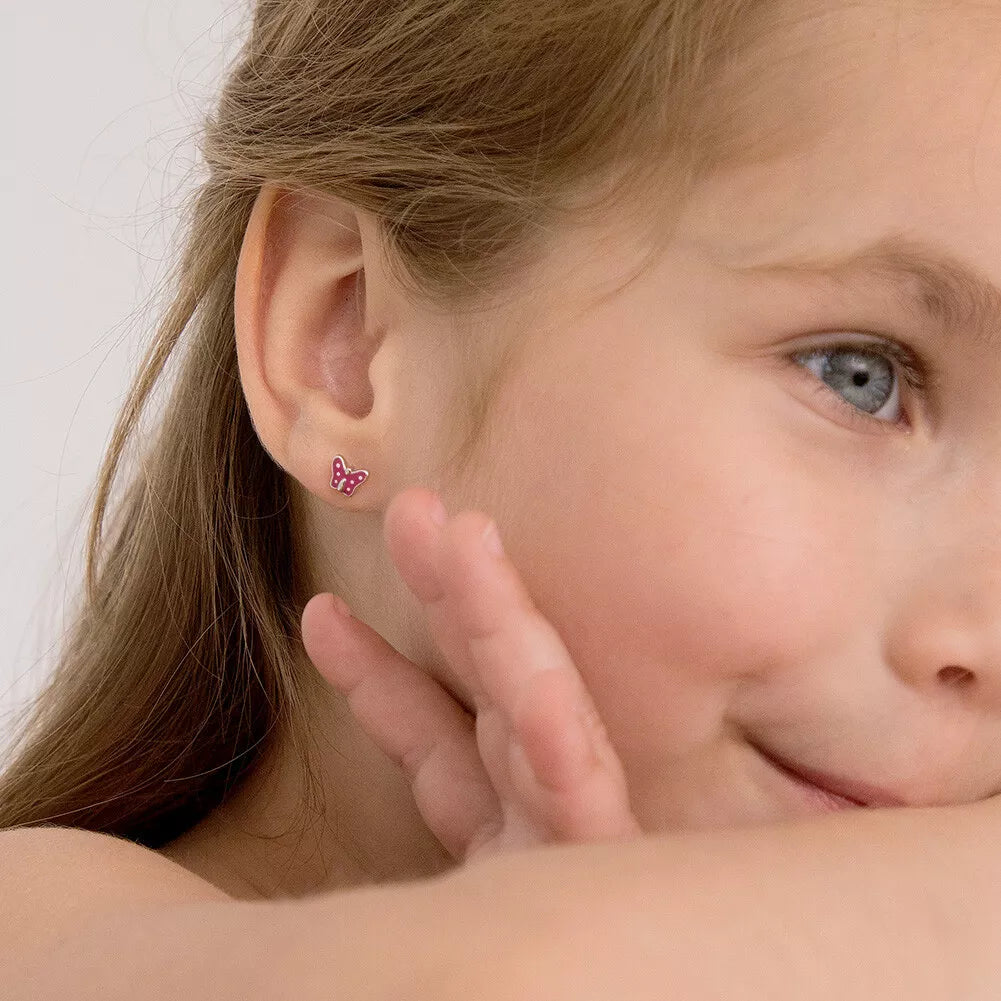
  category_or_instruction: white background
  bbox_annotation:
[3,2,247,749]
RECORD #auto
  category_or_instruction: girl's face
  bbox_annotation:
[434,3,1001,829]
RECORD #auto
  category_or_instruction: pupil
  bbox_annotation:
[853,371,869,387]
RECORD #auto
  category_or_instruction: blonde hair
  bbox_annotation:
[0,0,783,845]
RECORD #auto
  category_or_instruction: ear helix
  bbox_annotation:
[329,454,370,497]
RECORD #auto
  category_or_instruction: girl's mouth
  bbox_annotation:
[749,740,907,811]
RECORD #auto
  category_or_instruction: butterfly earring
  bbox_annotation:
[330,455,370,497]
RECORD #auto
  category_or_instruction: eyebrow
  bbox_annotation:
[734,232,1001,348]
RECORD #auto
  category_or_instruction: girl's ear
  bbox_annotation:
[234,182,405,510]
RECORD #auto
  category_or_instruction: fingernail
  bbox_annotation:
[330,595,352,618]
[482,520,504,558]
[430,496,448,527]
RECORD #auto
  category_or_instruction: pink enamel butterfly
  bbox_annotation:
[330,455,370,497]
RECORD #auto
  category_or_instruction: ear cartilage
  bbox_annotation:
[330,455,370,497]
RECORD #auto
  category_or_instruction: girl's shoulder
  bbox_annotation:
[1,825,231,956]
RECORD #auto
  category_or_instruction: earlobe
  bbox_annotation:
[233,183,397,508]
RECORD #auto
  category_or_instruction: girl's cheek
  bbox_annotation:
[533,452,853,754]
[478,329,870,740]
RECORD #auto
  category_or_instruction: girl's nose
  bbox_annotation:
[886,619,1001,713]
[882,455,1001,716]
[883,550,1001,716]
[881,598,1001,804]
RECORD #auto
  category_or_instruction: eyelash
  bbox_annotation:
[787,335,929,433]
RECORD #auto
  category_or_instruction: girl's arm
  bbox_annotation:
[4,825,472,1001]
[437,798,1000,1001]
[7,804,997,999]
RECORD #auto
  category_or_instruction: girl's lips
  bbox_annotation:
[751,741,908,810]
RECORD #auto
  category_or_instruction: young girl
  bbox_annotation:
[3,0,1000,996]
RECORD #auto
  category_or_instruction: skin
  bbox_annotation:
[159,2,1001,901]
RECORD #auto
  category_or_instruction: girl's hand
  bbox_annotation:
[300,486,641,865]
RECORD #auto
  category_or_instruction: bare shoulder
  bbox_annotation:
[0,825,231,956]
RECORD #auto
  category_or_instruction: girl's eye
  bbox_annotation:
[789,338,928,432]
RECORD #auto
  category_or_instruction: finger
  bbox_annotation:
[382,488,495,712]
[384,498,542,804]
[432,509,582,725]
[382,492,640,852]
[384,492,638,839]
[300,593,502,859]
[509,666,642,842]
[386,494,605,787]
[382,486,452,606]
[385,490,549,715]
[423,513,641,838]
[379,489,565,843]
